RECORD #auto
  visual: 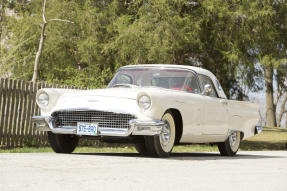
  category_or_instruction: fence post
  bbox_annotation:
[7,80,17,147]
[15,80,23,147]
[3,79,13,146]
[0,78,6,145]
[20,81,29,147]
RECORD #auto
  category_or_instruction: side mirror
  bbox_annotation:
[203,84,212,96]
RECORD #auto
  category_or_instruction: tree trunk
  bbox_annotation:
[277,93,287,127]
[31,22,47,83]
[31,0,47,83]
[264,65,277,127]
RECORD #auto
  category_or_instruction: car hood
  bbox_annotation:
[41,87,149,117]
[62,87,141,100]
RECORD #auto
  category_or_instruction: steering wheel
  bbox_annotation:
[171,84,192,93]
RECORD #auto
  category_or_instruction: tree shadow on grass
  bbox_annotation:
[263,128,287,133]
[240,141,287,151]
[72,151,284,161]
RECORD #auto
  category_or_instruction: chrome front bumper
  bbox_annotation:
[32,116,164,137]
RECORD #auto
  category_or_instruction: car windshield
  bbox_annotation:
[108,67,201,94]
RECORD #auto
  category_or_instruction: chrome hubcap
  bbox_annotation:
[230,132,237,146]
[160,121,171,147]
[229,131,239,152]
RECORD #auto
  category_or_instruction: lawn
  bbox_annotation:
[0,127,286,153]
[240,127,287,150]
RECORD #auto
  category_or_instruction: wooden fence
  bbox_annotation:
[0,78,85,148]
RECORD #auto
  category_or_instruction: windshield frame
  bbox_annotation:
[108,66,203,93]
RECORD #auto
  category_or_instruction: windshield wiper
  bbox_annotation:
[112,84,138,88]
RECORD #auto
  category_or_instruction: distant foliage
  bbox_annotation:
[1,0,286,99]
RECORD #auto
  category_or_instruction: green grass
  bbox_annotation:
[0,145,217,153]
[240,127,287,151]
[0,147,54,153]
[0,127,286,153]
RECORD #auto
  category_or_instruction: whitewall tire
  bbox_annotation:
[218,131,241,156]
[144,112,176,157]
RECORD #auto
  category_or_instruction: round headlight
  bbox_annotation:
[37,92,49,107]
[138,95,151,110]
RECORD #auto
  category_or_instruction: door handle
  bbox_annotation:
[220,99,228,105]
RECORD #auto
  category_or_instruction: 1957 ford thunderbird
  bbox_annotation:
[32,64,262,157]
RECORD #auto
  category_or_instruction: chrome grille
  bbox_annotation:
[52,110,136,129]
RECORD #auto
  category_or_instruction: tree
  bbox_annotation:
[31,0,73,83]
[275,65,287,127]
[242,0,287,127]
[193,0,263,99]
[0,0,10,74]
[0,0,18,77]
[105,0,263,99]
[277,93,287,126]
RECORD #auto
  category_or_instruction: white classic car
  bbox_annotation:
[32,64,262,157]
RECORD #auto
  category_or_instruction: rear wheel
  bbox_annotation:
[144,112,176,158]
[48,132,79,153]
[218,131,241,156]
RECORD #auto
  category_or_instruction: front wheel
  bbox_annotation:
[144,112,176,158]
[134,143,148,154]
[217,131,241,156]
[48,132,79,153]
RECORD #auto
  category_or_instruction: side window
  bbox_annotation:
[116,74,133,84]
[199,75,218,98]
[185,75,201,94]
